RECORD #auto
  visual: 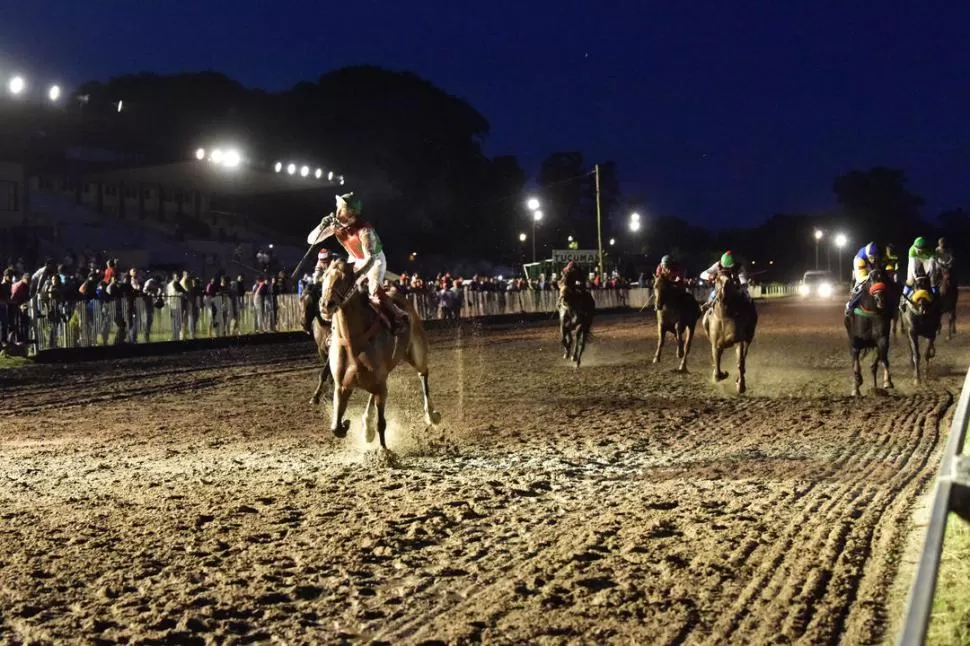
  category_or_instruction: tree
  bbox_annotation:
[832,167,926,247]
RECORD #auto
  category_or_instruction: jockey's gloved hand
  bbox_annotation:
[320,213,335,228]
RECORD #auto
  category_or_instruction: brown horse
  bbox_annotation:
[652,276,700,372]
[320,259,441,449]
[299,285,332,405]
[938,265,958,340]
[702,274,757,393]
[558,289,595,367]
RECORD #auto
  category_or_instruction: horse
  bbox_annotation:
[299,284,333,406]
[652,275,700,372]
[899,274,942,384]
[702,274,757,393]
[558,288,595,367]
[319,259,441,449]
[937,265,958,340]
[845,269,895,396]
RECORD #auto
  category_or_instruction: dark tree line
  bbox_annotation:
[1,66,964,278]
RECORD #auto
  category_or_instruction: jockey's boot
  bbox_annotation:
[373,288,408,333]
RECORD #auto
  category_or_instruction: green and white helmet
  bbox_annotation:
[336,192,361,213]
[720,251,735,268]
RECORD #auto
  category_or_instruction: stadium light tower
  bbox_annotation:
[48,85,61,102]
[8,76,25,96]
[835,233,848,281]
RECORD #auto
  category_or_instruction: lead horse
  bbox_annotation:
[320,259,441,449]
[652,276,700,372]
[845,268,895,396]
[702,274,757,393]
[559,290,595,367]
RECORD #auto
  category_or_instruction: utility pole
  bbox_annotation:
[595,164,604,278]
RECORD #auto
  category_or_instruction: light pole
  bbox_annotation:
[526,197,542,263]
[835,233,848,282]
[814,229,823,270]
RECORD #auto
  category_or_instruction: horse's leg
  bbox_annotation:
[375,383,389,450]
[908,331,920,385]
[925,337,936,379]
[851,348,863,397]
[362,393,377,443]
[873,337,892,390]
[678,325,694,373]
[419,372,441,425]
[310,366,330,405]
[736,342,747,394]
[404,326,441,426]
[713,343,728,382]
[652,323,665,364]
[675,325,685,359]
[560,315,571,359]
[331,384,352,438]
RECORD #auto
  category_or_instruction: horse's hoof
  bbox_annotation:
[885,380,895,390]
[426,410,441,426]
[851,389,861,397]
[332,420,351,438]
[652,356,660,364]
[737,382,746,394]
[715,371,729,382]
[676,366,688,374]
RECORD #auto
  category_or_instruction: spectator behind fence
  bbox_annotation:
[0,268,13,345]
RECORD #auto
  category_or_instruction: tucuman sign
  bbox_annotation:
[552,249,598,264]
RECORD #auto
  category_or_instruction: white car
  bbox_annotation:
[798,270,836,299]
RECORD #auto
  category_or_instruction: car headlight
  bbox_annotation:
[817,283,833,298]
[798,284,811,297]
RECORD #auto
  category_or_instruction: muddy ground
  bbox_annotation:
[0,298,967,644]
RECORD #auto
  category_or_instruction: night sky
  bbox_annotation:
[2,1,968,228]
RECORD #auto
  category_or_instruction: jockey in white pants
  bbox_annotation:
[904,236,937,300]
[306,192,407,331]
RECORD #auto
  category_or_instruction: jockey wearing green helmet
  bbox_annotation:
[699,250,748,307]
[905,235,937,299]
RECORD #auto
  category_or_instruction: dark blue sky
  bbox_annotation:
[1,1,968,228]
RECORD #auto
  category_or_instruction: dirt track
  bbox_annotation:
[1,298,967,644]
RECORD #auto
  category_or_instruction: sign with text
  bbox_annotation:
[552,249,598,264]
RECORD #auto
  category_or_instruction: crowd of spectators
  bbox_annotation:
[0,253,303,352]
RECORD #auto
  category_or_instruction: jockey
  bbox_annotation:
[307,192,408,331]
[905,236,937,299]
[699,251,748,308]
[936,237,954,271]
[559,260,587,307]
[845,242,881,315]
[654,255,685,284]
[312,248,337,284]
[882,243,900,282]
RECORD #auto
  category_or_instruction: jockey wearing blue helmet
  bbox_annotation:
[845,242,881,316]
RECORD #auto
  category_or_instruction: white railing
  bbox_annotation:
[26,283,801,353]
[898,367,970,645]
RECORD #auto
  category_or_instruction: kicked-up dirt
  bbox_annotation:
[0,298,966,644]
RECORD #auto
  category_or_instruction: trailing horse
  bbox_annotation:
[300,284,333,406]
[937,265,958,340]
[702,274,757,393]
[652,275,700,372]
[845,269,894,396]
[320,259,441,449]
[899,275,941,384]
[558,289,595,367]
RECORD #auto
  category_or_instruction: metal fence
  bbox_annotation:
[25,283,800,353]
[898,367,970,645]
